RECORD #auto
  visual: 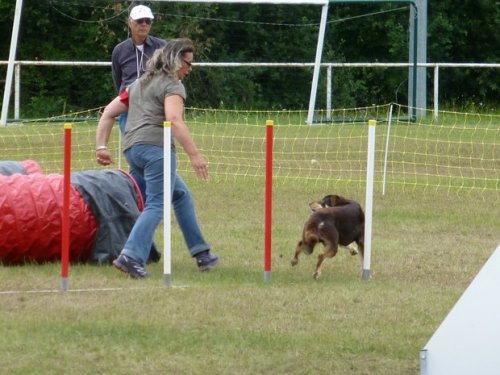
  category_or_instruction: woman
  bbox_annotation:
[95,38,218,278]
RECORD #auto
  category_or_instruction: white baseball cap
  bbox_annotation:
[129,5,154,20]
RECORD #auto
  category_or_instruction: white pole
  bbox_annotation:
[163,121,172,287]
[433,65,439,119]
[362,119,376,280]
[1,0,24,126]
[306,2,329,125]
[326,64,332,121]
[382,104,394,195]
[14,64,20,121]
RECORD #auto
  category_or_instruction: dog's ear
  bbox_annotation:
[309,201,323,212]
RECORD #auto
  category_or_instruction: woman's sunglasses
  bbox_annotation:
[135,18,152,25]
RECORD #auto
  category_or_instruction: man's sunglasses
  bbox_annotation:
[135,18,152,25]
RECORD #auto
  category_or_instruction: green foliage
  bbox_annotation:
[427,0,500,106]
[1,0,498,116]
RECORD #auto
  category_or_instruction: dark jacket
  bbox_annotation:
[111,35,167,93]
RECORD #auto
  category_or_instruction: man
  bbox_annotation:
[112,4,166,133]
[108,5,219,272]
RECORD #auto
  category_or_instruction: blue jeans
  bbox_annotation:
[119,114,146,196]
[120,123,210,265]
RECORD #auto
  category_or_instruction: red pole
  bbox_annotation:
[61,123,72,291]
[264,120,273,281]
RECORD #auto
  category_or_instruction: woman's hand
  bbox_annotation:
[189,153,209,181]
[96,149,114,166]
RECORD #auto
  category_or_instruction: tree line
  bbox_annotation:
[0,0,498,117]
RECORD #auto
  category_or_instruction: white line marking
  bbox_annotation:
[0,285,188,295]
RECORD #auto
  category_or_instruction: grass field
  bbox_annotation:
[0,106,499,374]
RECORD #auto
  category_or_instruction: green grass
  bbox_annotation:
[0,107,499,374]
[1,184,498,374]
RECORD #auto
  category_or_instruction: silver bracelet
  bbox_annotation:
[95,145,108,152]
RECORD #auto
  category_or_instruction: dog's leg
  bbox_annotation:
[356,239,365,270]
[292,231,317,266]
[291,240,316,266]
[358,238,364,259]
[345,243,358,256]
[313,243,338,280]
[291,241,303,266]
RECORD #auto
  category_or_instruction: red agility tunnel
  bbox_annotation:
[0,164,160,265]
[0,172,97,264]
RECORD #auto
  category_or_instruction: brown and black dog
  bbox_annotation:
[292,194,365,279]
